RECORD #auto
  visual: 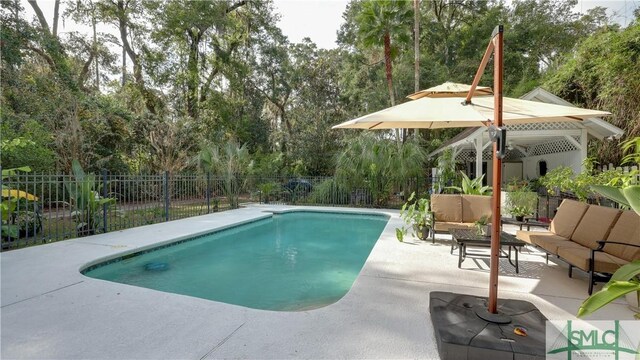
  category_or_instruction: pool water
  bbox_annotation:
[83,211,389,311]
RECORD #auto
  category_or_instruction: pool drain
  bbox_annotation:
[144,262,169,271]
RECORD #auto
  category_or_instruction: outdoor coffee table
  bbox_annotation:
[450,228,526,273]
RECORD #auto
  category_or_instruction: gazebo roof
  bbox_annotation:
[428,87,623,161]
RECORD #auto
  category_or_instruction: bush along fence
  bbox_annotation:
[1,169,431,251]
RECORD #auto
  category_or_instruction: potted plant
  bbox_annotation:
[447,171,492,195]
[475,215,490,236]
[396,192,431,242]
[505,182,537,221]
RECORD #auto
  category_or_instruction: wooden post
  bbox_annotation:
[488,25,504,314]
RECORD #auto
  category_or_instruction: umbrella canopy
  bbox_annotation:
[332,93,611,130]
[407,82,493,99]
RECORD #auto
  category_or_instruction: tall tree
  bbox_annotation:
[356,0,412,144]
[414,0,420,94]
[356,0,412,108]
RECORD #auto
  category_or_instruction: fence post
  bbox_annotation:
[164,171,170,221]
[102,169,108,233]
[206,171,211,213]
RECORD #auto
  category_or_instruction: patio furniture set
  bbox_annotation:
[429,194,640,293]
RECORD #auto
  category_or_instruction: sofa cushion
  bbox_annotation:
[461,195,492,223]
[516,230,556,245]
[530,233,577,254]
[571,206,621,249]
[604,210,640,262]
[557,246,629,274]
[431,194,462,222]
[550,199,589,239]
[433,221,475,232]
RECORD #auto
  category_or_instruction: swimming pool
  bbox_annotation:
[82,211,389,311]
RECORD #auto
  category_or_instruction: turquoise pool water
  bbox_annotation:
[83,211,388,311]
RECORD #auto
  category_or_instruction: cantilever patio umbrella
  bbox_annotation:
[332,83,610,130]
[332,26,610,322]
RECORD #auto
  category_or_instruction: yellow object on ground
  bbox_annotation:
[1,189,39,201]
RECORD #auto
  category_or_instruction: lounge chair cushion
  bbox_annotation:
[557,246,629,274]
[571,206,620,249]
[431,194,462,222]
[461,195,492,223]
[604,210,640,262]
[433,221,475,232]
[533,234,581,254]
[549,199,589,239]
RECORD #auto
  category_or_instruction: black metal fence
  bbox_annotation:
[2,169,600,251]
[1,171,429,251]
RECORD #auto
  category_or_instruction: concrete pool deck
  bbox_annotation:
[1,205,635,359]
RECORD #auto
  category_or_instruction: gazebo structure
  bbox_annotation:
[429,87,624,186]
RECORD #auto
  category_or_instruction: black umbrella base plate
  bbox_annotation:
[429,292,547,360]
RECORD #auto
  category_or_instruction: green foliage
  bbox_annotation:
[447,171,491,195]
[474,215,489,226]
[545,22,640,163]
[621,136,640,166]
[0,122,56,171]
[308,178,350,205]
[436,149,458,193]
[1,166,36,239]
[198,140,252,209]
[474,215,490,235]
[335,133,426,207]
[539,158,625,201]
[0,0,630,180]
[397,192,431,241]
[590,138,640,213]
[257,182,280,204]
[65,160,116,237]
[578,260,640,319]
[505,181,538,218]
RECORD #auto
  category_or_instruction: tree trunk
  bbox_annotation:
[383,31,395,107]
[414,0,420,94]
[122,45,126,86]
[52,0,60,37]
[117,0,158,114]
[384,31,402,146]
[92,7,99,91]
[413,0,420,139]
[27,0,50,34]
[186,31,201,119]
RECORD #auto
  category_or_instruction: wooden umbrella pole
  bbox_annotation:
[488,25,504,314]
[464,36,495,105]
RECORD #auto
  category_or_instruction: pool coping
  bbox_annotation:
[1,204,634,359]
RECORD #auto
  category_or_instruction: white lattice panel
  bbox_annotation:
[529,138,578,156]
[504,121,582,131]
[456,148,525,161]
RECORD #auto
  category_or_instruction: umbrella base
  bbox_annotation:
[429,291,546,360]
[475,308,512,324]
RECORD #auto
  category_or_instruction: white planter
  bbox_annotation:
[478,224,491,236]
